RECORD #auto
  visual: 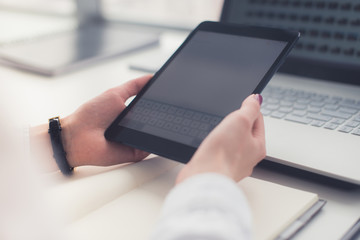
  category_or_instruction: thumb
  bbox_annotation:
[239,94,263,121]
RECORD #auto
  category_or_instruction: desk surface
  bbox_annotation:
[0,17,359,240]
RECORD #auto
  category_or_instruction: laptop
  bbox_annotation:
[221,0,360,185]
[0,0,159,76]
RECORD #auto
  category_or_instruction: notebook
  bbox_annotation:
[43,156,324,240]
[220,0,360,185]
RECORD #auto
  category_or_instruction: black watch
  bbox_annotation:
[48,117,73,175]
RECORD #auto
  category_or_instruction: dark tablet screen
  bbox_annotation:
[106,22,299,162]
[119,31,286,147]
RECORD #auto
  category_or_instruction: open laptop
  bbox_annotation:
[0,0,159,76]
[221,0,360,185]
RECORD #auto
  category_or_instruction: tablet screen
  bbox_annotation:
[118,30,288,147]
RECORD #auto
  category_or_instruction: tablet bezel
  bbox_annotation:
[105,21,299,163]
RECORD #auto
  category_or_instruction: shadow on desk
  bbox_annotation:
[256,159,359,190]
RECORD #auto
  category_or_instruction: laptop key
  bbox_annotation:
[155,120,165,128]
[210,117,222,126]
[293,103,307,110]
[264,104,279,110]
[190,121,200,128]
[184,110,194,118]
[171,124,181,132]
[199,123,210,131]
[324,104,339,111]
[175,108,185,116]
[271,111,286,119]
[189,129,199,137]
[174,116,183,124]
[338,126,353,133]
[352,129,360,136]
[332,96,343,101]
[268,98,280,104]
[346,121,360,128]
[340,102,360,110]
[297,98,311,104]
[312,120,326,127]
[158,112,167,119]
[308,106,321,113]
[278,107,292,113]
[310,101,325,107]
[160,105,169,112]
[280,101,293,107]
[307,113,332,122]
[260,108,272,116]
[140,116,150,123]
[198,131,208,140]
[339,107,358,115]
[331,118,345,125]
[200,115,211,123]
[293,110,307,116]
[321,110,352,119]
[180,126,190,134]
[182,118,191,126]
[284,96,297,102]
[324,123,338,130]
[285,115,312,124]
[148,118,157,125]
[164,122,173,130]
[165,115,175,122]
[149,110,159,118]
[324,99,338,104]
[344,99,355,104]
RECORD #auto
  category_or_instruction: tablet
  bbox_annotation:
[105,21,299,163]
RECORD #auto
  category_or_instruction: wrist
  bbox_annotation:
[30,123,58,172]
[29,115,79,173]
[48,117,74,175]
[176,153,234,184]
[60,116,79,168]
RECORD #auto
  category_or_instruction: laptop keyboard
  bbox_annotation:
[122,98,223,146]
[261,86,360,136]
[236,0,360,66]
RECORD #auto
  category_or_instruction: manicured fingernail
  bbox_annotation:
[254,94,263,105]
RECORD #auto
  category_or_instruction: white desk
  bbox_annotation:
[0,20,359,240]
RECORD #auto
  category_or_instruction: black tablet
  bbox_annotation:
[105,21,299,163]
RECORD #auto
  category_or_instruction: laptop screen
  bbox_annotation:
[221,0,360,86]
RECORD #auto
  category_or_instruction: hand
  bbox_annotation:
[60,75,152,168]
[58,75,151,168]
[176,94,266,183]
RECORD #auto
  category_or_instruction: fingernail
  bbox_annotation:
[254,94,263,105]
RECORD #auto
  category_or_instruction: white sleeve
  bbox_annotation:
[150,173,252,240]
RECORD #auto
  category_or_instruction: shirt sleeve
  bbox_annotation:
[150,173,252,240]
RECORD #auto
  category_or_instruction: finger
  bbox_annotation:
[112,75,152,101]
[238,94,262,122]
[210,94,261,134]
[252,113,265,139]
[252,113,266,160]
[99,142,149,166]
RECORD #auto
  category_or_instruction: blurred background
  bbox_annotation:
[0,0,223,46]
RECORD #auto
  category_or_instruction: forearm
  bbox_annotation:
[30,123,58,172]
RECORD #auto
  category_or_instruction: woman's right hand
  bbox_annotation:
[176,94,266,184]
